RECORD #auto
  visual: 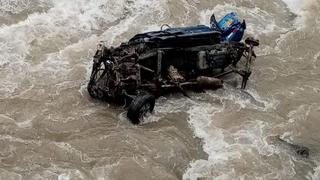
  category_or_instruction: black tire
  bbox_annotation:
[127,94,156,124]
[87,81,98,98]
[87,61,114,100]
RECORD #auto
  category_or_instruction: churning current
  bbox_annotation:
[0,0,320,179]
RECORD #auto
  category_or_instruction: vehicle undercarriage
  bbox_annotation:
[87,14,259,124]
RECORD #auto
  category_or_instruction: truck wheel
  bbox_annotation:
[87,83,97,98]
[127,95,155,124]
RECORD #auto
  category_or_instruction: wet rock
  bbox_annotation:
[291,144,310,158]
[271,136,310,158]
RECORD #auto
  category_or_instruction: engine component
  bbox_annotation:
[197,48,230,70]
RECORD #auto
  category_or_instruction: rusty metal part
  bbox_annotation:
[88,36,258,104]
[197,76,223,89]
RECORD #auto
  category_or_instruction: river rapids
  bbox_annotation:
[0,0,320,179]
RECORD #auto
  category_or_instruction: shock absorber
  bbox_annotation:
[241,37,259,89]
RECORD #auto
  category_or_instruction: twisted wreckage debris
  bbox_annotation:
[87,12,259,124]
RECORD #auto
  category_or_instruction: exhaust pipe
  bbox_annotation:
[197,76,223,89]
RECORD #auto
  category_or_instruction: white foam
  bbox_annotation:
[183,89,291,179]
[15,119,33,128]
[310,165,320,180]
[0,0,165,97]
[91,162,120,180]
[184,116,297,179]
[58,174,70,180]
[1,0,316,179]
[281,0,319,28]
[313,51,320,68]
[281,0,305,28]
[281,0,303,14]
[31,167,85,180]
[0,0,31,14]
[287,104,311,123]
[99,0,164,46]
[0,135,42,145]
[0,169,22,180]
[199,4,288,38]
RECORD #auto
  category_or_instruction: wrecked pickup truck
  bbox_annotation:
[87,12,259,124]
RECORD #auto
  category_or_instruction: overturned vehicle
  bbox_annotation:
[88,12,259,124]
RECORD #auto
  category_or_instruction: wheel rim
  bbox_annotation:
[88,70,104,98]
[139,103,151,119]
[94,63,106,86]
[88,60,117,98]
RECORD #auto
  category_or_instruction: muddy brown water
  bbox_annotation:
[0,0,320,179]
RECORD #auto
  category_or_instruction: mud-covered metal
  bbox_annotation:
[87,25,259,122]
[88,40,257,99]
